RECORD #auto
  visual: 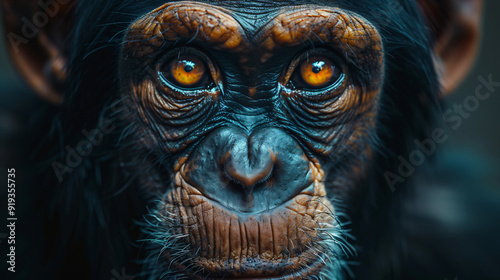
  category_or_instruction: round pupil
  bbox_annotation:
[311,61,325,74]
[183,62,195,73]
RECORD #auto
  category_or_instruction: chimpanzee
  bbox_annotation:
[2,0,500,279]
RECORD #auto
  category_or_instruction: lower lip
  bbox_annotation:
[215,275,290,280]
[224,277,281,280]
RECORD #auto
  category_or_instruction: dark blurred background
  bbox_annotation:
[440,0,500,186]
[0,1,499,184]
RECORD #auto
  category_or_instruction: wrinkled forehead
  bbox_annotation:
[193,0,323,27]
[125,0,381,57]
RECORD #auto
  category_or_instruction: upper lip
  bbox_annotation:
[179,165,316,214]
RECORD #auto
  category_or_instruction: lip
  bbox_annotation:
[168,254,326,280]
[161,236,324,278]
[161,173,334,279]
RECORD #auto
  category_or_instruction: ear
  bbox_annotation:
[1,0,76,104]
[417,0,483,97]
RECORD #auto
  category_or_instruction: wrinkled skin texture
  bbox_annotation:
[120,2,383,278]
[3,0,500,280]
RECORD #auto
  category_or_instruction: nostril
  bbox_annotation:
[224,161,274,189]
[222,149,276,193]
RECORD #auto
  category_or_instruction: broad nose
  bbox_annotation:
[180,127,314,213]
[221,130,276,194]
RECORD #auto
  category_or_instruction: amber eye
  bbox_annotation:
[292,56,342,90]
[160,55,210,89]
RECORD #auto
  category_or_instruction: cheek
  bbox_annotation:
[282,82,380,158]
[119,74,219,152]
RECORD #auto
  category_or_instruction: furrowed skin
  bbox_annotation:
[120,2,383,279]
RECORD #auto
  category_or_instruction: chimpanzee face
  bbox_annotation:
[119,1,383,278]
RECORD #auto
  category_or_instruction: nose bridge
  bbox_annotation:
[223,89,277,111]
[223,66,279,104]
[229,112,272,134]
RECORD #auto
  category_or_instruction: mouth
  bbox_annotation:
[144,169,338,279]
[180,260,326,280]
